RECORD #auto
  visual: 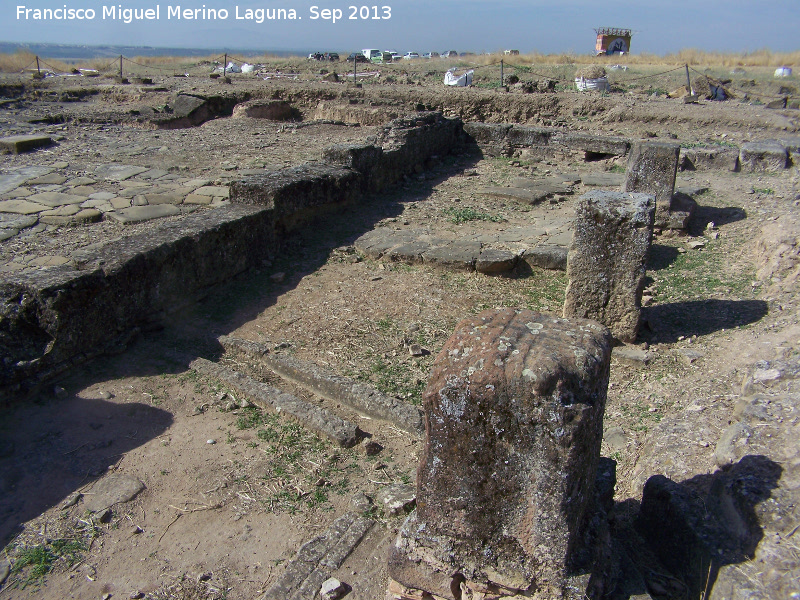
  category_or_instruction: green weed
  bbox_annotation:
[9,539,85,588]
[442,207,505,224]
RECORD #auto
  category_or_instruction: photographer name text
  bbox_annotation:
[16,4,391,24]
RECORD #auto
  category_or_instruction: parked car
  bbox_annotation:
[390,53,402,62]
[422,52,440,59]
[324,52,340,61]
[403,52,420,60]
[347,52,368,63]
[308,52,324,60]
[361,49,382,61]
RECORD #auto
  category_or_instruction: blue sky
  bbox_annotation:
[6,0,800,54]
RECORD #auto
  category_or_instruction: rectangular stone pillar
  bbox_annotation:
[387,308,612,599]
[563,190,654,343]
[624,140,680,229]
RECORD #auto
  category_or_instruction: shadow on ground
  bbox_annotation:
[604,454,782,600]
[0,395,172,548]
[641,298,768,343]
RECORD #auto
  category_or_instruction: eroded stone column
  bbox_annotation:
[623,140,682,229]
[387,308,612,600]
[563,190,654,343]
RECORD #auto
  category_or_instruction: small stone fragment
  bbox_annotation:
[207,439,217,445]
[362,439,383,456]
[320,577,348,600]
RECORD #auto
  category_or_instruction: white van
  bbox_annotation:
[361,49,382,61]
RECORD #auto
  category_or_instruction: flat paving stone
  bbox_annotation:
[476,248,518,274]
[183,178,211,188]
[40,205,81,217]
[28,173,67,185]
[65,177,97,186]
[89,191,117,201]
[145,192,185,205]
[477,186,551,205]
[26,192,87,207]
[0,214,38,230]
[94,164,148,181]
[193,185,230,198]
[0,199,48,215]
[30,255,70,267]
[0,166,54,194]
[510,178,574,195]
[2,187,33,198]
[138,168,170,180]
[0,230,17,242]
[422,241,481,270]
[41,208,102,226]
[184,193,212,205]
[70,186,97,196]
[110,197,131,209]
[0,134,52,154]
[106,204,181,224]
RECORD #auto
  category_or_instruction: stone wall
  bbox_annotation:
[0,113,466,400]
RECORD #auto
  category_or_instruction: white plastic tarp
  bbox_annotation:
[575,76,609,92]
[241,63,255,74]
[774,66,793,78]
[444,68,474,87]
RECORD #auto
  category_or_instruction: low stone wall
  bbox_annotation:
[463,122,632,160]
[0,113,466,400]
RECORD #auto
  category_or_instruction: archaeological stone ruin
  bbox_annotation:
[387,308,612,599]
[1,73,799,599]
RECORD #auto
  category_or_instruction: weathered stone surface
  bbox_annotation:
[738,141,789,172]
[624,140,680,229]
[0,214,37,230]
[422,241,480,271]
[94,164,148,181]
[260,511,373,600]
[510,178,574,195]
[376,483,416,516]
[219,335,424,435]
[189,358,360,447]
[581,172,625,187]
[0,199,47,215]
[679,146,739,172]
[389,308,611,596]
[0,166,54,195]
[475,248,517,274]
[0,134,52,154]
[26,192,87,207]
[83,474,145,512]
[40,208,102,226]
[144,193,185,205]
[564,191,655,343]
[562,132,631,156]
[522,245,568,271]
[477,186,551,205]
[106,204,181,224]
[28,173,67,185]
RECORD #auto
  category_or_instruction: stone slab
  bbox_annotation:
[0,214,38,230]
[183,194,213,205]
[41,208,102,226]
[0,166,54,195]
[83,474,145,512]
[739,141,789,173]
[65,177,97,186]
[106,204,181,224]
[475,248,517,274]
[26,192,87,207]
[0,135,52,154]
[89,192,117,201]
[190,358,360,447]
[193,185,230,198]
[0,199,48,215]
[145,193,185,205]
[422,241,480,271]
[477,186,550,205]
[220,336,424,435]
[94,164,149,181]
[28,173,67,185]
[522,245,568,271]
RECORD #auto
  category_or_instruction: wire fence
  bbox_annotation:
[14,54,796,101]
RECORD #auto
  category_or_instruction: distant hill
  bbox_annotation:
[0,42,307,61]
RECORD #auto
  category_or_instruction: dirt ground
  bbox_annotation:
[0,62,799,599]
